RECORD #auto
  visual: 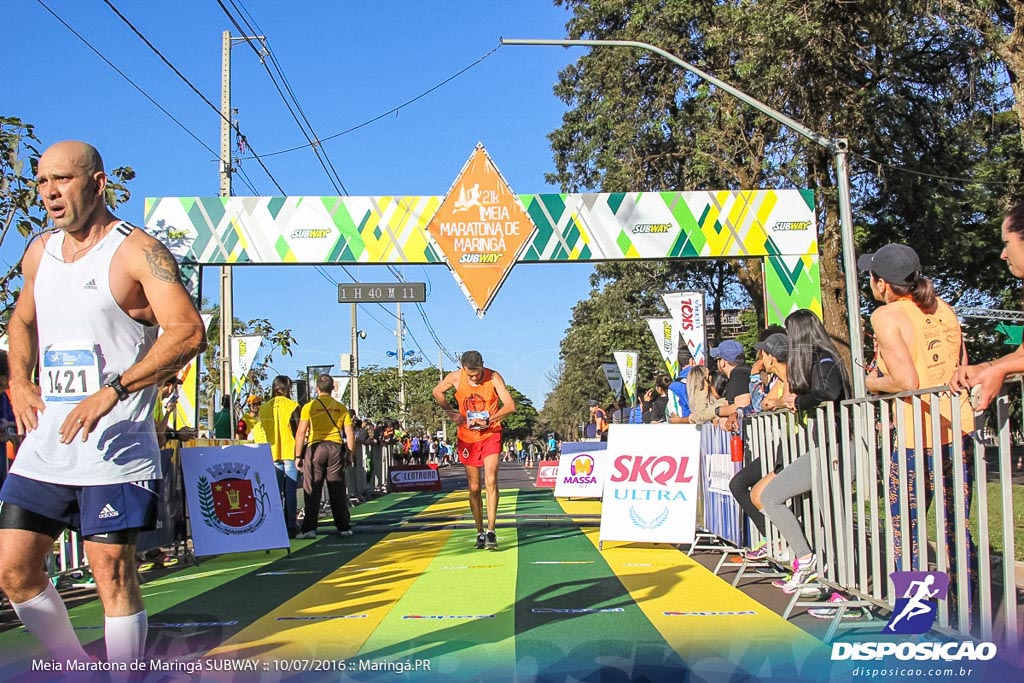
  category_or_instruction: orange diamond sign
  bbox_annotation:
[427,144,537,317]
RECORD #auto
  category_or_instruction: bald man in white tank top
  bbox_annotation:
[0,141,206,664]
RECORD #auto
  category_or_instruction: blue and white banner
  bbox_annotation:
[599,424,700,545]
[554,441,607,499]
[699,424,747,547]
[180,444,289,557]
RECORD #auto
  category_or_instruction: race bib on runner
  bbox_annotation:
[467,410,490,430]
[41,344,101,403]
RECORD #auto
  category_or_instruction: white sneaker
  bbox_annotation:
[808,592,865,620]
[295,530,317,540]
[781,555,819,595]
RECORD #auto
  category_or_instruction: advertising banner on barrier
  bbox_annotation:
[599,424,700,546]
[612,351,639,405]
[699,424,747,547]
[180,444,289,557]
[662,291,706,365]
[554,441,607,499]
[534,460,560,487]
[388,465,442,492]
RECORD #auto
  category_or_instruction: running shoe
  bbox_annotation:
[296,530,317,540]
[781,555,818,595]
[808,592,864,620]
[771,571,794,588]
[485,530,498,550]
[475,532,487,549]
[744,542,768,561]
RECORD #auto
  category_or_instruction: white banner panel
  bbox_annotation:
[646,317,679,376]
[599,424,701,546]
[330,376,350,403]
[180,444,289,557]
[612,351,639,405]
[662,291,706,366]
[554,441,608,499]
[600,362,622,399]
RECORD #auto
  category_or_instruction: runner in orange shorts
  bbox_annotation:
[432,350,516,550]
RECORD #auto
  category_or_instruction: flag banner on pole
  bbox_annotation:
[646,317,679,376]
[662,291,706,365]
[600,362,623,399]
[230,335,263,394]
[612,351,639,405]
[331,376,350,403]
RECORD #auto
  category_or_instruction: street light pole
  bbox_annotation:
[501,37,865,397]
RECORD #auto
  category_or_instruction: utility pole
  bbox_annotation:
[397,303,405,421]
[218,30,265,429]
[350,303,359,415]
[218,30,234,426]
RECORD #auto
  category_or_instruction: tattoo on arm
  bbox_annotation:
[145,243,182,283]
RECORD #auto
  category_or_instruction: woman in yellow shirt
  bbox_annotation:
[258,376,301,538]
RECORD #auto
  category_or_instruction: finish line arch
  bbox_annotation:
[144,145,821,426]
[145,147,820,321]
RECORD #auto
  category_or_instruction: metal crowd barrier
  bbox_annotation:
[744,382,1021,655]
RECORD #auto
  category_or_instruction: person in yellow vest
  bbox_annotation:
[259,376,300,538]
[432,350,516,550]
[294,375,355,538]
[858,243,975,592]
[239,395,261,441]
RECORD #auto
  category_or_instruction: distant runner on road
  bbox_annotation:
[432,350,516,550]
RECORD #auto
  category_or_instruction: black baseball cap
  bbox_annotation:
[754,333,789,363]
[857,244,921,284]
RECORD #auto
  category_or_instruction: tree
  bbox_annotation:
[0,118,135,325]
[548,0,1022,371]
[200,303,296,425]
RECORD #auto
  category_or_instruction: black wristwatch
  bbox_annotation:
[104,374,130,402]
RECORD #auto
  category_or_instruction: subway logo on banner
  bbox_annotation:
[610,455,692,501]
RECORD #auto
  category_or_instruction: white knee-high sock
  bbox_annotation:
[11,582,89,661]
[104,610,147,663]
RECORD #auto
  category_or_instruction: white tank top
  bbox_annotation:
[11,222,161,485]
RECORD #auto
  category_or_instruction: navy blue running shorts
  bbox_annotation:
[0,473,159,537]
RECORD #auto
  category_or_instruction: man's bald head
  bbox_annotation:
[40,140,104,175]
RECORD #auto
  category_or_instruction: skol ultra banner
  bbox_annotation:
[180,444,289,556]
[663,291,706,365]
[612,351,639,405]
[646,317,679,376]
[601,362,623,399]
[554,441,607,499]
[599,424,700,546]
[231,335,263,395]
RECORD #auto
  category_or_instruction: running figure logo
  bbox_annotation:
[885,571,948,634]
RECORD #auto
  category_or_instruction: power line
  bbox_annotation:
[100,0,286,194]
[34,0,261,196]
[850,150,1024,187]
[243,42,504,160]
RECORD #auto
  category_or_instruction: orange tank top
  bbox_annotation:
[877,298,972,448]
[454,367,501,443]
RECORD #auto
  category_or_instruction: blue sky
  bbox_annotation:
[4,0,599,407]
